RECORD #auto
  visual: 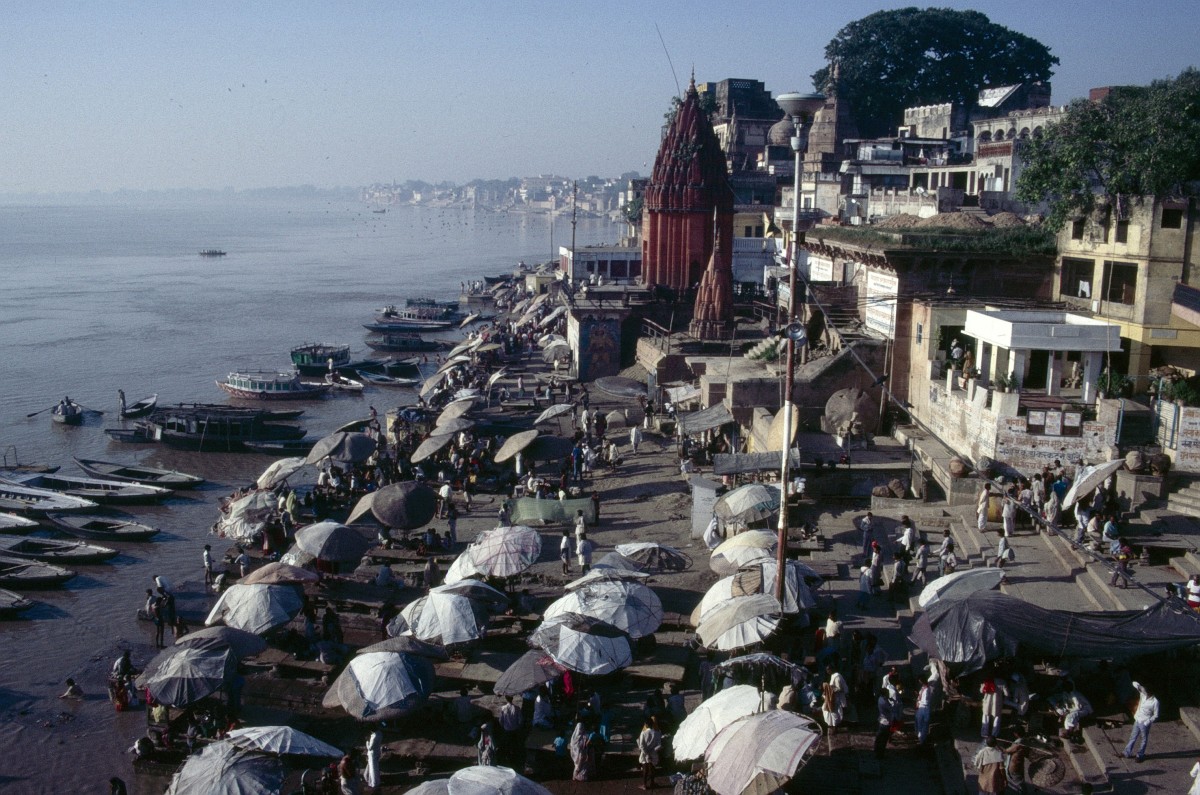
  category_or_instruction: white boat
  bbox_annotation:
[218,370,331,400]
[0,482,98,515]
[0,513,40,534]
[300,373,365,393]
[357,371,421,388]
[2,472,170,505]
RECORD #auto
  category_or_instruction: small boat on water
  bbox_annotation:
[109,404,308,452]
[301,373,364,393]
[73,457,205,490]
[45,513,161,542]
[242,438,318,455]
[364,331,443,353]
[218,371,331,401]
[199,249,227,257]
[105,427,153,444]
[0,588,34,618]
[2,472,170,505]
[0,513,40,534]
[357,371,420,388]
[291,343,351,375]
[0,556,76,589]
[51,399,84,426]
[118,391,158,419]
[0,535,117,564]
[1,447,58,474]
[0,482,98,515]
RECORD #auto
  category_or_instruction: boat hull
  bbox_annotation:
[0,588,34,617]
[0,557,76,589]
[217,381,330,400]
[46,514,161,542]
[74,457,204,489]
[119,394,158,419]
[0,537,118,564]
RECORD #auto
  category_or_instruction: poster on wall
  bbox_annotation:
[1044,410,1063,436]
[865,270,898,338]
[808,256,833,282]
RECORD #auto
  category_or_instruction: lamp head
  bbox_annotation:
[784,323,808,346]
[776,92,826,124]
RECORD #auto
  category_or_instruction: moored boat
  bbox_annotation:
[242,438,318,455]
[217,371,330,400]
[357,371,420,388]
[119,405,307,452]
[0,482,99,515]
[0,535,118,564]
[73,457,204,489]
[2,472,171,505]
[0,556,76,589]
[51,399,84,425]
[0,512,40,534]
[199,249,226,257]
[45,513,161,542]
[0,588,34,618]
[118,392,158,419]
[291,343,351,376]
[301,373,364,392]
[363,331,443,352]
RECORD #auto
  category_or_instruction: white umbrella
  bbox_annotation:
[673,685,776,761]
[691,562,815,626]
[165,740,284,795]
[205,583,304,635]
[305,431,376,466]
[391,590,490,646]
[704,710,822,795]
[437,399,477,425]
[696,594,782,651]
[442,551,481,586]
[408,766,552,795]
[537,333,565,349]
[462,525,543,579]
[240,561,320,586]
[714,484,781,526]
[613,541,689,572]
[226,725,343,758]
[255,457,307,489]
[543,580,663,639]
[534,403,574,425]
[539,305,567,327]
[175,626,268,659]
[321,651,434,721]
[564,567,650,591]
[294,520,371,562]
[410,432,455,464]
[1062,459,1125,508]
[430,579,509,611]
[140,646,236,708]
[487,368,508,390]
[530,612,632,675]
[918,567,1005,608]
[542,341,571,362]
[710,531,777,576]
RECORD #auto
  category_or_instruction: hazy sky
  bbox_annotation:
[2,1,1195,193]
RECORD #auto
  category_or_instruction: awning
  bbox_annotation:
[665,384,701,404]
[713,450,801,476]
[677,404,735,435]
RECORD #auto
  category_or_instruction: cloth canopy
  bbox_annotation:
[543,581,663,639]
[322,651,434,721]
[911,590,1200,674]
[664,384,701,404]
[204,583,304,636]
[677,404,735,435]
[165,741,284,795]
[704,710,822,795]
[713,450,801,477]
[226,725,343,758]
[673,685,776,761]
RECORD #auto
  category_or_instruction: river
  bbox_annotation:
[0,196,618,793]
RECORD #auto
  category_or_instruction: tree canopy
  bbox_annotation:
[812,7,1058,138]
[1016,68,1200,230]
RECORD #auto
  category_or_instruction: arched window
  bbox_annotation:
[978,130,992,144]
[1018,127,1031,140]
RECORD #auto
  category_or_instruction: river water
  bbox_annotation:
[0,197,617,793]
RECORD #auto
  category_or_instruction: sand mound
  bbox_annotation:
[874,214,921,229]
[987,211,1027,228]
[913,212,989,229]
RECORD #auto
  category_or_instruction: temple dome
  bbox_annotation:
[768,117,793,147]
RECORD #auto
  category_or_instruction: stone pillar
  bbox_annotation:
[1047,352,1062,396]
[977,341,992,387]
[1081,351,1103,403]
[1128,340,1152,381]
[1008,349,1028,388]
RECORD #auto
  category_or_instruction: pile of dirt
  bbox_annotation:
[986,211,1027,228]
[874,214,922,229]
[913,212,990,229]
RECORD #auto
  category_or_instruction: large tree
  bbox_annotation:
[813,7,1058,138]
[1016,68,1200,230]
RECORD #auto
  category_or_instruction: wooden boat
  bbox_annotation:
[1,447,59,474]
[199,249,226,257]
[364,332,442,353]
[73,457,205,489]
[2,472,170,505]
[0,588,34,618]
[45,513,161,542]
[0,556,76,589]
[301,373,364,392]
[364,319,454,332]
[291,343,351,376]
[105,427,154,443]
[0,482,98,515]
[119,393,158,419]
[125,405,307,453]
[357,371,421,388]
[242,438,317,455]
[0,535,117,564]
[0,512,40,534]
[217,371,330,400]
[51,400,84,425]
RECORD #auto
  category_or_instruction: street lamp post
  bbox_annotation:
[773,92,825,603]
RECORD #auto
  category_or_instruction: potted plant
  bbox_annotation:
[1096,370,1132,399]
[995,373,1020,393]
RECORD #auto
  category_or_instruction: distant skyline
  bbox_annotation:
[2,1,1195,194]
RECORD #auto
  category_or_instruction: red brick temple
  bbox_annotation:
[641,77,735,323]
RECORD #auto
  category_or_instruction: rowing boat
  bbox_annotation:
[0,482,98,515]
[73,457,204,489]
[0,588,33,618]
[0,512,40,534]
[2,472,171,505]
[45,513,161,542]
[0,556,76,589]
[51,400,84,425]
[357,371,421,388]
[0,535,117,564]
[119,393,158,419]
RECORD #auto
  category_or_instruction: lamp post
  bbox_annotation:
[773,92,824,602]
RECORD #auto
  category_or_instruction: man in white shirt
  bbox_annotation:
[1123,682,1159,762]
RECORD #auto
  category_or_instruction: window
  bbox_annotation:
[916,323,924,345]
[1162,208,1183,229]
[1103,260,1138,305]
[1061,258,1095,299]
[1071,219,1085,240]
[1115,220,1129,244]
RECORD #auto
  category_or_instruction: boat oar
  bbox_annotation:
[26,405,57,418]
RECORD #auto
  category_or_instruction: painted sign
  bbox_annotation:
[865,270,899,338]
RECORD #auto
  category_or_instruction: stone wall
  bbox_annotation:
[1156,402,1200,472]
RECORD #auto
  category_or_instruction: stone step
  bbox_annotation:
[1170,549,1200,578]
[1078,561,1149,611]
[1167,492,1200,514]
[1033,530,1115,611]
[1078,725,1114,791]
[1179,706,1200,748]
